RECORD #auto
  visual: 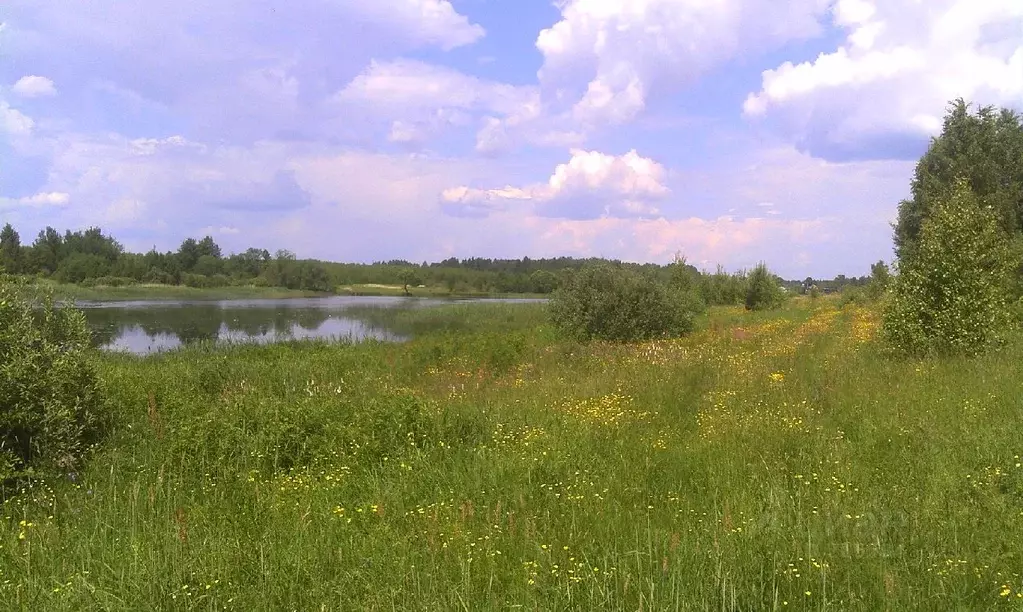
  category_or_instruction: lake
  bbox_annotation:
[79,296,542,355]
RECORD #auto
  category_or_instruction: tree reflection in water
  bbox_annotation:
[82,301,401,355]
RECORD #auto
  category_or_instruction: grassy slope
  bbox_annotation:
[338,283,544,299]
[3,301,1023,610]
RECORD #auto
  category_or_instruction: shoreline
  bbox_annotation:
[24,279,547,302]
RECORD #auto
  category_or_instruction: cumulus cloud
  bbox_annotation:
[442,149,669,219]
[15,133,313,234]
[336,59,538,147]
[534,0,830,127]
[344,0,484,50]
[11,128,501,253]
[521,215,831,270]
[744,0,1023,160]
[2,0,484,144]
[12,75,57,97]
[0,191,69,210]
[1,101,34,135]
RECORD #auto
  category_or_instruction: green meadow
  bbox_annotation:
[3,298,1023,610]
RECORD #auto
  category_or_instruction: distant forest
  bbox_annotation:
[0,223,870,297]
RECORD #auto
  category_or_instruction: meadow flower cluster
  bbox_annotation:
[761,308,839,359]
[554,391,650,427]
[697,392,819,439]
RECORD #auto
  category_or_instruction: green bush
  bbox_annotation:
[549,263,702,342]
[838,286,870,308]
[744,263,784,311]
[866,260,891,300]
[182,272,210,288]
[882,180,1015,357]
[143,267,176,285]
[92,276,136,287]
[56,253,110,283]
[0,278,108,481]
[209,274,231,288]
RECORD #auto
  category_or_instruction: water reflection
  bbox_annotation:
[79,296,541,355]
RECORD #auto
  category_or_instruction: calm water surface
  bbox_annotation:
[79,296,540,355]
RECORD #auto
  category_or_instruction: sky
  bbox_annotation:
[1,0,1021,278]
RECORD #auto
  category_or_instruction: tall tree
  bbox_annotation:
[177,238,201,271]
[0,223,23,274]
[197,235,222,259]
[29,226,64,274]
[895,99,1023,262]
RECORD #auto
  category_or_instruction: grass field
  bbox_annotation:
[338,283,544,299]
[3,299,1023,610]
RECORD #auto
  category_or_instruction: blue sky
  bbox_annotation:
[1,0,1021,278]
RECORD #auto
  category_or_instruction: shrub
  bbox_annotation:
[144,267,176,285]
[182,273,210,288]
[866,260,892,300]
[0,278,108,481]
[838,286,870,308]
[92,276,135,287]
[745,263,785,311]
[549,263,702,342]
[209,274,231,288]
[56,253,110,283]
[882,180,1015,357]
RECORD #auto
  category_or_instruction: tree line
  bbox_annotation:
[0,222,870,299]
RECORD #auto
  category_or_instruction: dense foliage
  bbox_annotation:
[549,263,702,342]
[883,181,1015,356]
[0,278,108,481]
[744,263,785,311]
[894,99,1023,292]
[883,99,1023,358]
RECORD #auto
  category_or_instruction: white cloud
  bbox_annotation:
[12,75,57,97]
[520,215,830,270]
[17,130,500,250]
[128,135,207,156]
[534,0,830,127]
[1,101,34,135]
[336,59,537,146]
[443,149,669,219]
[0,191,70,209]
[744,0,1023,160]
[198,225,241,236]
[3,1,484,144]
[347,0,484,50]
[8,0,482,56]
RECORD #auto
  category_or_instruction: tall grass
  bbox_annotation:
[3,299,1023,609]
[345,301,551,337]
